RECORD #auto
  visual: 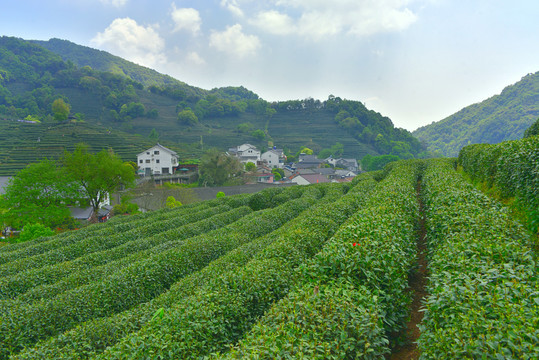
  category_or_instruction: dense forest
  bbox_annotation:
[413,71,539,156]
[0,36,426,175]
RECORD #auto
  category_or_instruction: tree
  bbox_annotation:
[524,117,539,138]
[51,98,70,121]
[18,223,55,242]
[63,144,136,217]
[199,149,242,186]
[166,196,182,209]
[178,108,198,125]
[245,162,257,172]
[0,159,80,229]
[216,191,225,198]
[149,128,159,141]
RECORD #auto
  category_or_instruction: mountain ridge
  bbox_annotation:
[413,71,539,156]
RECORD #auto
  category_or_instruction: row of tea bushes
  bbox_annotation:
[13,206,254,303]
[458,135,539,233]
[0,187,320,359]
[418,159,539,358]
[218,160,421,359]
[0,205,240,300]
[13,184,342,360]
[92,179,378,359]
[0,198,219,263]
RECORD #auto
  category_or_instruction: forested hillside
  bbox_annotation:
[0,36,425,174]
[413,71,539,156]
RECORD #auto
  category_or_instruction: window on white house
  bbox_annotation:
[145,159,150,163]
[146,152,150,155]
[156,159,160,163]
[139,160,143,163]
[154,151,160,155]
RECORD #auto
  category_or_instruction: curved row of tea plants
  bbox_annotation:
[418,159,539,358]
[0,198,223,261]
[12,182,353,360]
[8,206,254,303]
[0,187,319,359]
[91,178,379,359]
[0,204,244,300]
[458,135,539,233]
[217,160,422,359]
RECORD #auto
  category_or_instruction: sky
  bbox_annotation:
[1,0,538,131]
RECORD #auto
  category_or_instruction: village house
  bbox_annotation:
[228,144,261,164]
[260,148,286,169]
[290,174,331,185]
[137,144,178,177]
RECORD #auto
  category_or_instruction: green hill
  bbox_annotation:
[0,36,425,174]
[32,38,201,91]
[413,71,539,157]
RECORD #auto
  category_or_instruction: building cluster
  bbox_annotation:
[227,143,360,185]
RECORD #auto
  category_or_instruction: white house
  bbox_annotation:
[261,149,286,169]
[228,144,261,164]
[137,144,178,177]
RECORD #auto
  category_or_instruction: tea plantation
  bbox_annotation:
[0,148,537,358]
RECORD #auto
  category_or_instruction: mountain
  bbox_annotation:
[413,71,539,157]
[32,38,198,90]
[0,36,426,175]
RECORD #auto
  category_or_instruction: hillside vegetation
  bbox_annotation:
[0,36,425,174]
[0,152,536,359]
[413,71,539,156]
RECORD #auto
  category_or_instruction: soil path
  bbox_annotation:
[389,179,428,360]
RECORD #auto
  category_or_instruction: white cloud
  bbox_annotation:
[252,0,418,39]
[220,0,244,17]
[209,24,261,58]
[186,51,206,65]
[171,5,201,35]
[91,18,166,68]
[250,10,295,35]
[99,0,128,7]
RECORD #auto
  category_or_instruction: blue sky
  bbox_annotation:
[1,0,538,131]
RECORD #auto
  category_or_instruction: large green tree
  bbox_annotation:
[0,159,80,229]
[198,149,242,186]
[51,98,70,121]
[63,144,136,215]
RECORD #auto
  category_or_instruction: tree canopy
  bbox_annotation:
[0,159,80,229]
[62,144,136,215]
[198,149,242,186]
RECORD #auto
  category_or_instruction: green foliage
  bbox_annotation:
[0,159,80,229]
[244,162,256,172]
[458,136,539,234]
[418,159,538,358]
[216,191,225,198]
[250,129,265,140]
[119,102,145,120]
[165,196,182,209]
[51,98,70,121]
[148,128,159,140]
[199,149,243,186]
[177,108,198,125]
[414,71,539,156]
[524,116,539,138]
[18,223,55,243]
[271,168,282,181]
[361,154,400,171]
[63,144,136,214]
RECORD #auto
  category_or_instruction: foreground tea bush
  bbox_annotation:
[458,135,539,234]
[418,159,539,359]
[13,185,334,359]
[218,160,421,359]
[0,187,317,359]
[92,179,376,359]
